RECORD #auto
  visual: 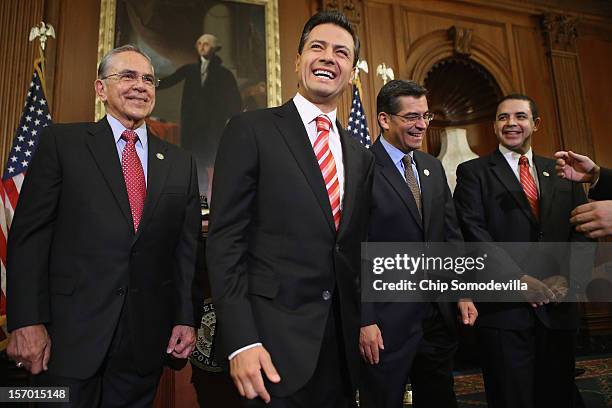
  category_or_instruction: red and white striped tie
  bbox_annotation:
[519,155,539,219]
[314,115,341,230]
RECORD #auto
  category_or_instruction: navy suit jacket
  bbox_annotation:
[362,139,463,349]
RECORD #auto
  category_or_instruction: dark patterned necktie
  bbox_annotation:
[402,154,422,217]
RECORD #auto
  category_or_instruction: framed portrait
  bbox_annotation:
[97,0,281,196]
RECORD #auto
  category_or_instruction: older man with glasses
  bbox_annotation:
[6,44,201,407]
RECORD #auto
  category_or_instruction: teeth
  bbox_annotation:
[314,69,334,79]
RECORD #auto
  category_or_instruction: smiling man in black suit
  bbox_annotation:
[207,10,374,408]
[453,94,589,408]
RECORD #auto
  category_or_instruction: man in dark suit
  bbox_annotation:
[554,150,612,238]
[207,11,374,407]
[453,94,589,408]
[359,80,477,408]
[6,45,201,406]
[158,33,242,178]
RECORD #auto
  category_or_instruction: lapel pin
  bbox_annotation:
[156,153,164,160]
[423,169,430,176]
[542,171,549,177]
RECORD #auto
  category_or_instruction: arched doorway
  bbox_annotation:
[424,56,503,157]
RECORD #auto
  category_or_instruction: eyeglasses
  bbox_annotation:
[390,112,435,123]
[101,71,160,88]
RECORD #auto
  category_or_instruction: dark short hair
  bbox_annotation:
[376,79,428,116]
[97,44,153,78]
[497,93,539,119]
[298,10,360,67]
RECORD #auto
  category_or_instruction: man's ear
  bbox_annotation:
[378,112,390,131]
[94,79,107,102]
[533,117,541,132]
[349,68,356,85]
[295,53,301,73]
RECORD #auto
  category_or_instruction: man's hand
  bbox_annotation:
[458,299,478,326]
[229,345,281,403]
[520,274,556,307]
[7,324,51,374]
[571,201,612,239]
[554,151,600,183]
[542,275,569,302]
[166,325,196,359]
[359,324,384,364]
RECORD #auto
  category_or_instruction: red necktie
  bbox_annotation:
[121,130,147,232]
[314,115,341,230]
[519,155,539,219]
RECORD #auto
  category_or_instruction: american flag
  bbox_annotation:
[346,82,371,147]
[0,60,51,350]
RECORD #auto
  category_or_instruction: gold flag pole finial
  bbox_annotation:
[29,21,55,92]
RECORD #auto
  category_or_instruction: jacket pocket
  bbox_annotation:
[248,273,280,299]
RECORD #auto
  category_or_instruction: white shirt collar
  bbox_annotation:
[292,92,338,135]
[499,144,534,167]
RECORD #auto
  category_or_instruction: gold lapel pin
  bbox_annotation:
[156,153,164,160]
[542,171,550,177]
[423,169,430,176]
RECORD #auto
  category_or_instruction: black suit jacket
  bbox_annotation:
[362,140,463,348]
[591,167,612,200]
[453,149,588,330]
[206,100,374,396]
[7,118,201,378]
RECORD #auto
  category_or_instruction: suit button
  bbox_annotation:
[322,290,332,301]
[335,244,341,253]
[117,287,125,296]
[538,232,544,241]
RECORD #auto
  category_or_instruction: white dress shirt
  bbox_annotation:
[499,144,540,193]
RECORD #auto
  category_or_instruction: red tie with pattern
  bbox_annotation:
[314,115,341,230]
[121,130,147,232]
[519,155,539,219]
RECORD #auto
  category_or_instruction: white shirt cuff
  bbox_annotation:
[228,342,263,360]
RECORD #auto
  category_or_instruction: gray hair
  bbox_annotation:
[97,44,153,78]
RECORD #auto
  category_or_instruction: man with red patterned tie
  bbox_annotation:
[207,10,374,407]
[6,45,201,407]
[453,94,589,408]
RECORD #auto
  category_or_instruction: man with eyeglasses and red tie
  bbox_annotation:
[359,79,477,408]
[453,94,590,408]
[6,44,201,407]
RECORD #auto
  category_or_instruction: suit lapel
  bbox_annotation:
[372,141,423,230]
[533,155,554,223]
[489,150,538,225]
[336,125,358,236]
[86,118,133,231]
[273,101,335,233]
[134,133,170,242]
